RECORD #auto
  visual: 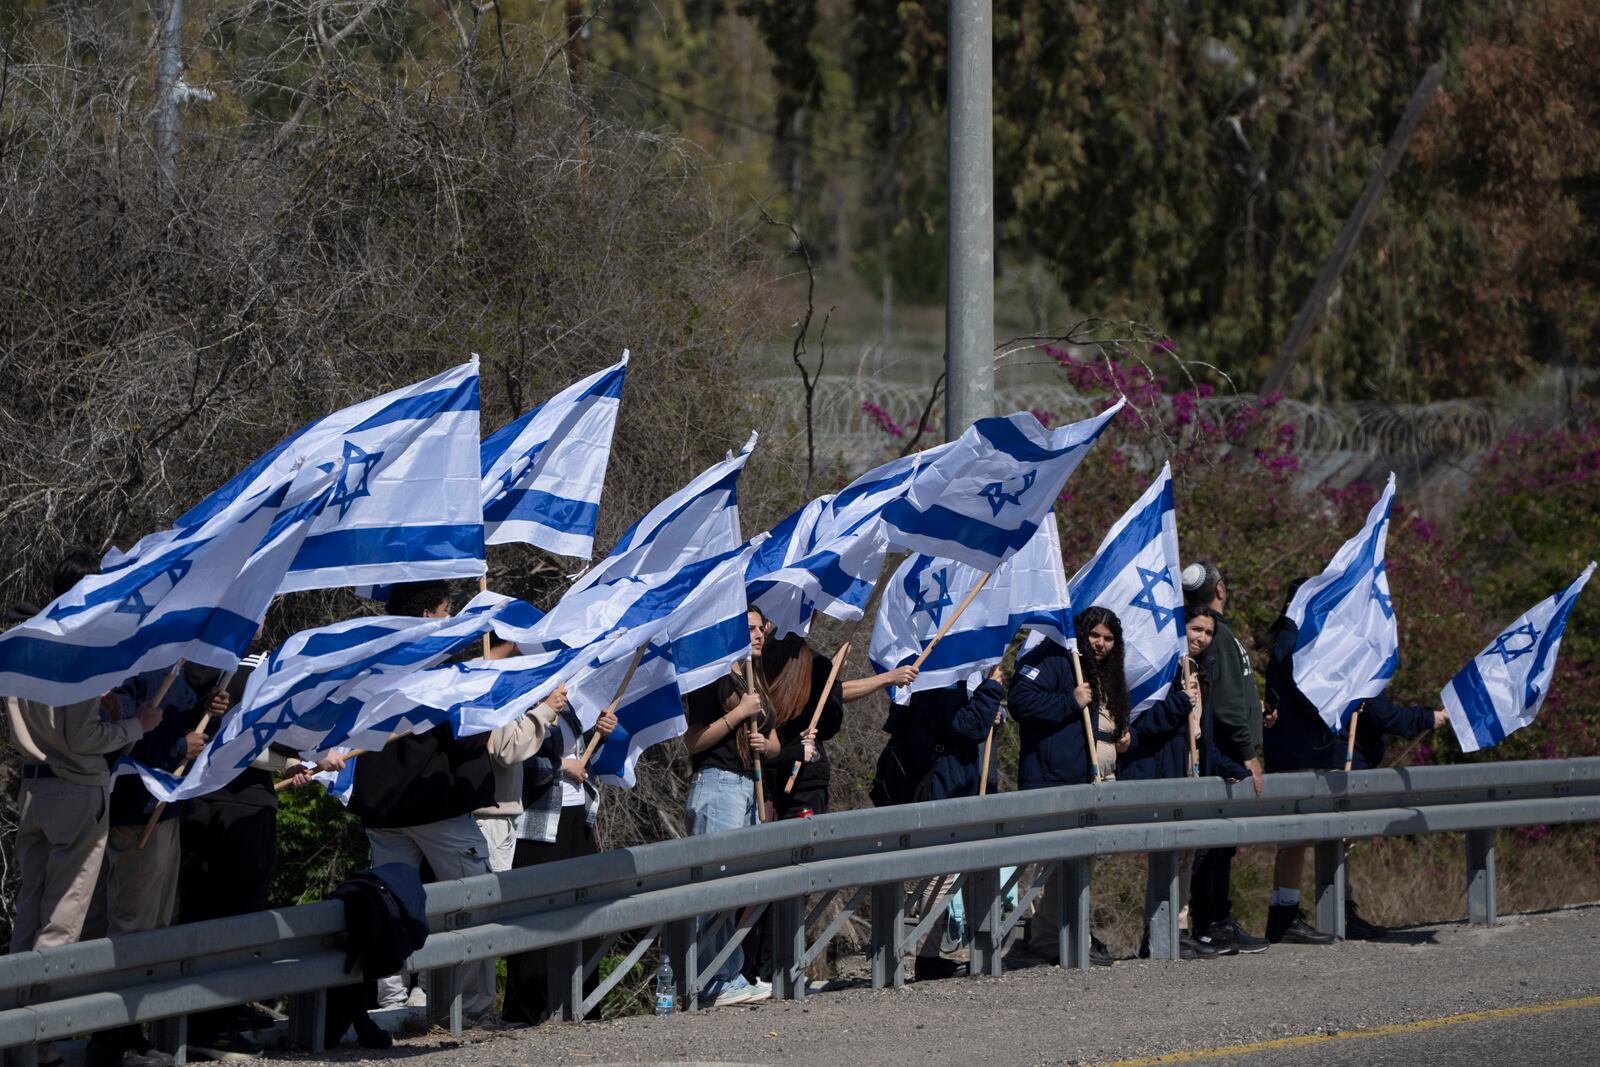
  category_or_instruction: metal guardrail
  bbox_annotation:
[2,758,1598,1064]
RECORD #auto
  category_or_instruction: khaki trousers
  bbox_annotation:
[10,778,109,952]
[83,820,182,940]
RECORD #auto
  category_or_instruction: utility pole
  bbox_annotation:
[153,0,182,192]
[943,0,994,442]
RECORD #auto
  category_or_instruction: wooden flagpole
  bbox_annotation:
[1070,648,1100,783]
[117,660,184,761]
[582,645,649,767]
[479,575,492,658]
[741,660,767,823]
[1385,728,1431,770]
[1343,703,1364,772]
[911,572,992,670]
[136,668,235,849]
[1183,656,1199,778]
[978,728,995,797]
[783,620,863,794]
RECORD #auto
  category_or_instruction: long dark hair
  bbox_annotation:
[1075,606,1130,734]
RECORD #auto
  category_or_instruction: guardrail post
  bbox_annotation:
[1144,851,1180,960]
[966,868,1003,978]
[869,883,906,989]
[545,940,584,1021]
[425,965,464,1034]
[770,896,806,1000]
[1466,829,1497,925]
[150,1015,188,1064]
[1314,840,1347,939]
[1063,858,1091,969]
[287,989,327,1054]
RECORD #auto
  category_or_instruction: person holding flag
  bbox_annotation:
[1262,476,1445,943]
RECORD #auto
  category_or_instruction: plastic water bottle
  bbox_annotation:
[654,959,674,1016]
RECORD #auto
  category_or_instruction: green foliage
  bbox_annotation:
[271,789,366,907]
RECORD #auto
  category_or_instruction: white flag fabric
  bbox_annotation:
[1286,474,1400,732]
[1067,463,1185,719]
[882,403,1124,572]
[123,592,539,803]
[481,352,628,557]
[584,646,684,789]
[745,442,951,638]
[0,467,335,706]
[869,516,1073,704]
[1443,562,1594,753]
[158,361,485,593]
[569,432,756,593]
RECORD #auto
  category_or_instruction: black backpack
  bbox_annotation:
[330,862,430,979]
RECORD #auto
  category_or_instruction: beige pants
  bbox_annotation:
[911,875,965,960]
[83,820,181,940]
[474,814,518,874]
[10,777,109,952]
[368,815,496,1016]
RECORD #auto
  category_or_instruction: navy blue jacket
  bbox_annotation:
[1009,641,1096,790]
[890,678,1005,801]
[1118,677,1248,782]
[1263,619,1433,771]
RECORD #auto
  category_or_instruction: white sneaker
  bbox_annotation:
[405,987,428,1009]
[710,979,755,1007]
[744,979,772,1002]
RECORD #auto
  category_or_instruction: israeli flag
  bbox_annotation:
[123,591,540,803]
[746,441,953,638]
[481,352,628,557]
[882,402,1124,572]
[349,544,759,744]
[1443,563,1595,753]
[1286,474,1399,732]
[160,361,485,594]
[870,516,1073,704]
[586,647,684,789]
[0,467,335,707]
[1067,463,1185,719]
[569,432,756,593]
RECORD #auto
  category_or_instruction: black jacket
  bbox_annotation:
[349,723,493,829]
[1118,671,1247,782]
[1263,619,1432,771]
[889,678,1005,801]
[1008,640,1095,790]
[761,646,845,816]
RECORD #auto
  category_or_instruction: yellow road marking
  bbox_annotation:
[1097,994,1600,1066]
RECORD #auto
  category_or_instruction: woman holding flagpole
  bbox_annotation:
[1263,579,1447,943]
[675,608,773,1007]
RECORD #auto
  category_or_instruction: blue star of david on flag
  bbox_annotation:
[977,469,1037,517]
[1373,564,1394,620]
[1128,565,1180,632]
[321,440,384,520]
[913,567,954,627]
[114,560,195,620]
[1489,621,1539,664]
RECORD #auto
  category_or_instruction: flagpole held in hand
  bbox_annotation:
[116,659,185,760]
[1069,648,1100,783]
[1344,703,1364,772]
[1182,656,1199,778]
[480,575,492,659]
[784,620,862,795]
[582,646,648,768]
[911,572,992,670]
[136,668,234,850]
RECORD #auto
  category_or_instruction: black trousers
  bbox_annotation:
[1189,846,1236,934]
[503,806,597,1023]
[180,798,278,1038]
[744,796,829,983]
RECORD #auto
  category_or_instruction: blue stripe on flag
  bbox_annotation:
[1128,655,1179,708]
[881,503,1039,561]
[1067,489,1167,609]
[1296,537,1385,655]
[0,608,260,685]
[483,487,600,530]
[670,615,748,675]
[1450,659,1506,750]
[293,524,485,569]
[590,683,685,778]
[349,380,479,433]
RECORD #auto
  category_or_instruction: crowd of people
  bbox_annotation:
[4,548,1449,1064]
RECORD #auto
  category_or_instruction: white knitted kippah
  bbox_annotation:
[1180,563,1209,591]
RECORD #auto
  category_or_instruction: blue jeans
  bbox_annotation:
[681,766,757,992]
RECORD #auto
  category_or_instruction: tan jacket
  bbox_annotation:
[474,701,560,818]
[5,695,148,787]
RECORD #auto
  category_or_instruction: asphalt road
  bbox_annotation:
[279,904,1600,1067]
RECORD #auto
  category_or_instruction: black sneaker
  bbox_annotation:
[1090,935,1113,968]
[1345,902,1389,941]
[913,955,963,981]
[1266,904,1336,945]
[1224,917,1270,954]
[1179,933,1219,960]
[1196,922,1240,956]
